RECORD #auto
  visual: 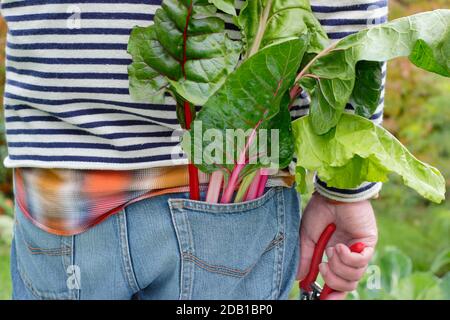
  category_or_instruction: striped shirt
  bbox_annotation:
[1,0,388,235]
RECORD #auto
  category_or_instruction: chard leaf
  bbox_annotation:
[352,61,383,118]
[336,10,450,76]
[208,0,236,15]
[183,38,308,174]
[237,0,328,56]
[292,114,446,203]
[295,166,308,194]
[266,103,295,170]
[393,272,443,300]
[127,0,241,106]
[379,247,413,295]
[306,9,450,134]
[309,77,355,135]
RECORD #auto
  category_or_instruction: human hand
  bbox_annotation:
[297,193,378,300]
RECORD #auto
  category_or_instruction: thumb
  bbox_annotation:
[297,231,316,281]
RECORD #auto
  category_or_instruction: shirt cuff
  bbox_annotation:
[314,173,382,203]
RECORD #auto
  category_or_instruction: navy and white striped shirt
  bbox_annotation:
[1,0,388,201]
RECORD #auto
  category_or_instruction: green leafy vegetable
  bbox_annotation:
[127,0,241,106]
[430,249,450,274]
[441,273,450,300]
[237,0,328,57]
[354,247,450,300]
[352,61,383,118]
[303,9,450,134]
[337,10,449,77]
[393,272,443,300]
[292,114,446,203]
[309,76,355,135]
[379,247,413,294]
[209,0,236,15]
[128,1,448,206]
[183,38,308,174]
[295,166,308,194]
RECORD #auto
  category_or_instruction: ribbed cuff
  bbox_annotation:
[314,174,382,203]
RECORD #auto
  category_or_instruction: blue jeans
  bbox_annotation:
[11,187,301,300]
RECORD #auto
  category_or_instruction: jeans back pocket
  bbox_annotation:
[168,187,287,300]
[13,204,76,300]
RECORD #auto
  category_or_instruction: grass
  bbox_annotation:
[0,242,11,300]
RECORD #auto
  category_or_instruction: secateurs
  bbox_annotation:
[299,223,366,300]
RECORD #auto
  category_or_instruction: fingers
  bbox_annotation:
[335,244,374,268]
[319,263,359,292]
[320,244,374,293]
[326,247,366,281]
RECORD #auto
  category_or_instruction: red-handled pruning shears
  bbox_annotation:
[299,223,366,300]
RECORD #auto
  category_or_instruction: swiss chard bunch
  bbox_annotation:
[292,9,449,203]
[128,0,449,204]
[127,0,241,199]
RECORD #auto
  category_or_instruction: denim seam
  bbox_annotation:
[279,188,288,299]
[168,200,185,300]
[62,235,78,300]
[263,233,285,254]
[117,210,141,294]
[169,188,277,214]
[182,252,252,278]
[184,207,196,300]
[168,200,195,300]
[26,249,71,256]
[271,188,286,299]
[15,245,73,300]
[17,220,70,256]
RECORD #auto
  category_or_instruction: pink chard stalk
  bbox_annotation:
[220,120,262,203]
[206,1,277,204]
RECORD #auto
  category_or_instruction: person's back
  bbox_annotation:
[2,0,183,169]
[2,0,387,300]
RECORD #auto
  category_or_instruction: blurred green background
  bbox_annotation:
[0,0,449,300]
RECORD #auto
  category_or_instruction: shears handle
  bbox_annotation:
[299,223,366,300]
[299,223,336,293]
